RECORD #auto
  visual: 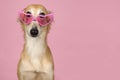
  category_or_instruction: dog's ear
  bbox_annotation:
[46,10,55,33]
[46,10,51,33]
[17,18,25,31]
[47,10,52,14]
[17,8,27,31]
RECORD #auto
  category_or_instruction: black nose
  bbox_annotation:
[30,28,39,37]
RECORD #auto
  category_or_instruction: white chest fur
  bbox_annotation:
[25,36,47,72]
[26,37,46,56]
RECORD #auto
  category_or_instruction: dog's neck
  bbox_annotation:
[24,32,48,58]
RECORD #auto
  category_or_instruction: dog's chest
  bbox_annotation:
[27,41,45,57]
[26,39,46,72]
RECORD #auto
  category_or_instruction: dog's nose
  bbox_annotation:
[30,27,39,37]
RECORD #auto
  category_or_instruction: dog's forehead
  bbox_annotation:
[24,4,48,15]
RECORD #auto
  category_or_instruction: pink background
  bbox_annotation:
[0,0,120,80]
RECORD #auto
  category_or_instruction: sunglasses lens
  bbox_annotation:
[37,14,53,26]
[19,13,33,24]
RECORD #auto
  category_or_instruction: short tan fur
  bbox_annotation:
[17,4,54,80]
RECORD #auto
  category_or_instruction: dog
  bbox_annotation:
[17,4,54,80]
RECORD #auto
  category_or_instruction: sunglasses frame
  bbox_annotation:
[19,11,54,26]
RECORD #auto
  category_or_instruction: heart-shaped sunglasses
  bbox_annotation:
[19,11,54,26]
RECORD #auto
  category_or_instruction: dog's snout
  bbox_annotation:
[30,27,39,37]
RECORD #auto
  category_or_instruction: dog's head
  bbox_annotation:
[18,4,53,38]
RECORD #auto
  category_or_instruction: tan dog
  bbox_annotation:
[17,4,54,80]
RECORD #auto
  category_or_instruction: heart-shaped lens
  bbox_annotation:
[19,12,33,25]
[37,14,53,26]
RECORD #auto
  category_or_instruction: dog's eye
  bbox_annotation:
[26,15,31,17]
[25,11,32,17]
[39,12,45,18]
[26,11,31,14]
[39,12,45,16]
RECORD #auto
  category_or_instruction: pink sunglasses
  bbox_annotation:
[19,11,54,26]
